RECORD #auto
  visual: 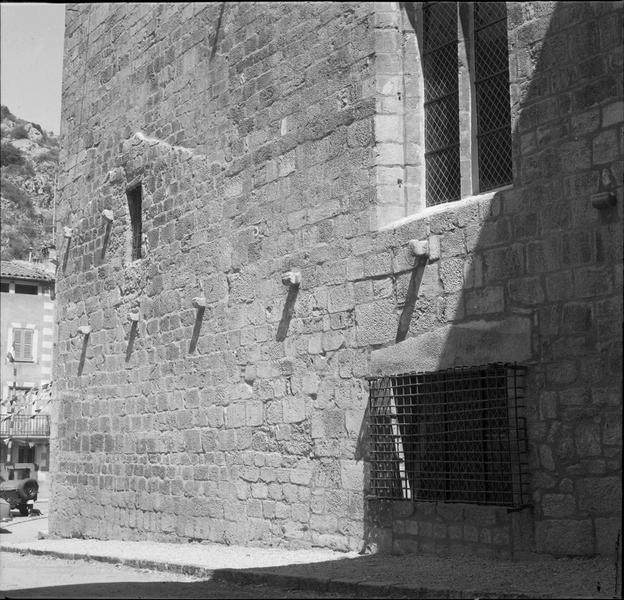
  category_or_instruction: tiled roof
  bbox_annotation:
[0,260,55,282]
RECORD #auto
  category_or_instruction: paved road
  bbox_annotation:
[0,505,351,599]
[0,500,49,544]
[0,553,352,598]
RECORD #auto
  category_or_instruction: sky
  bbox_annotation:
[0,3,65,134]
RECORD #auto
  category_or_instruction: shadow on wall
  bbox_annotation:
[360,0,622,560]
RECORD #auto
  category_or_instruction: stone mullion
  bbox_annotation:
[458,1,478,198]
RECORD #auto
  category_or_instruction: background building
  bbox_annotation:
[1,259,55,497]
[51,2,622,558]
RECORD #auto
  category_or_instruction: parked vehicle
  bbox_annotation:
[0,462,39,516]
[0,497,11,522]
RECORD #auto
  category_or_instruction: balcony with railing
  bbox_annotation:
[0,414,50,438]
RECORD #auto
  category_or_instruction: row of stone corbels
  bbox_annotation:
[71,237,432,339]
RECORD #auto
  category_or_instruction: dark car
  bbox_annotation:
[0,462,39,516]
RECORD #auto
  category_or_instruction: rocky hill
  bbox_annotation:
[1,105,59,261]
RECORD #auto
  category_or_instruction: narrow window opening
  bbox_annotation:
[423,1,460,206]
[127,183,143,261]
[14,283,38,295]
[474,2,512,191]
[420,1,512,206]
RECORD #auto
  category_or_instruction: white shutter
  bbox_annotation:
[14,328,34,361]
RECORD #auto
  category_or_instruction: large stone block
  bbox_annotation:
[595,516,623,556]
[355,298,397,346]
[542,494,576,518]
[576,477,622,514]
[369,315,532,375]
[535,519,594,556]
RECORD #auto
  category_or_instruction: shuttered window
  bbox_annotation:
[13,328,35,362]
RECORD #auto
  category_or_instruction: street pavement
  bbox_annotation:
[0,502,618,599]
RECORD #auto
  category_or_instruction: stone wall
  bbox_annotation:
[51,2,622,558]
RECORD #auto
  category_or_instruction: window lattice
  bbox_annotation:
[474,2,513,191]
[367,363,529,507]
[423,2,460,206]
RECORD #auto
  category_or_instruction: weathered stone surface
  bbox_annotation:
[535,519,594,556]
[594,516,623,556]
[370,315,532,375]
[542,494,576,518]
[51,2,623,559]
[576,477,622,514]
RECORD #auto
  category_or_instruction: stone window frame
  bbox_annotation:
[417,1,512,206]
[374,1,514,229]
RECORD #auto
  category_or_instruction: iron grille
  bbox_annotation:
[423,2,460,206]
[0,414,50,437]
[474,2,512,191]
[367,363,529,507]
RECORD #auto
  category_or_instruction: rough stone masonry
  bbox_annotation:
[51,2,622,559]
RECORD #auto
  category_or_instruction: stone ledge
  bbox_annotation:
[370,315,532,376]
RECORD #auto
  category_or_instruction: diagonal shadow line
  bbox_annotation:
[125,321,139,363]
[276,286,299,342]
[189,307,205,353]
[395,258,427,344]
[210,1,226,60]
[101,222,112,259]
[77,336,89,376]
[62,238,71,274]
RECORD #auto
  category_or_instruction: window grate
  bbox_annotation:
[474,2,512,191]
[367,363,529,507]
[423,2,460,206]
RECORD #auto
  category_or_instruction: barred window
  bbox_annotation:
[12,328,35,362]
[367,363,529,507]
[423,2,512,206]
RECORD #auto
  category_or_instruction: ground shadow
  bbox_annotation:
[125,321,139,362]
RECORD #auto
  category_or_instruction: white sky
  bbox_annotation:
[0,3,65,134]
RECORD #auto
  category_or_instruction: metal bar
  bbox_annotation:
[368,363,528,507]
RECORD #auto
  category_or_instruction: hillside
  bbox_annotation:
[0,105,59,261]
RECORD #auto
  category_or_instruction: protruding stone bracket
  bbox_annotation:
[408,239,429,259]
[192,297,207,309]
[63,227,73,239]
[78,325,92,336]
[282,271,301,287]
[128,312,140,323]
